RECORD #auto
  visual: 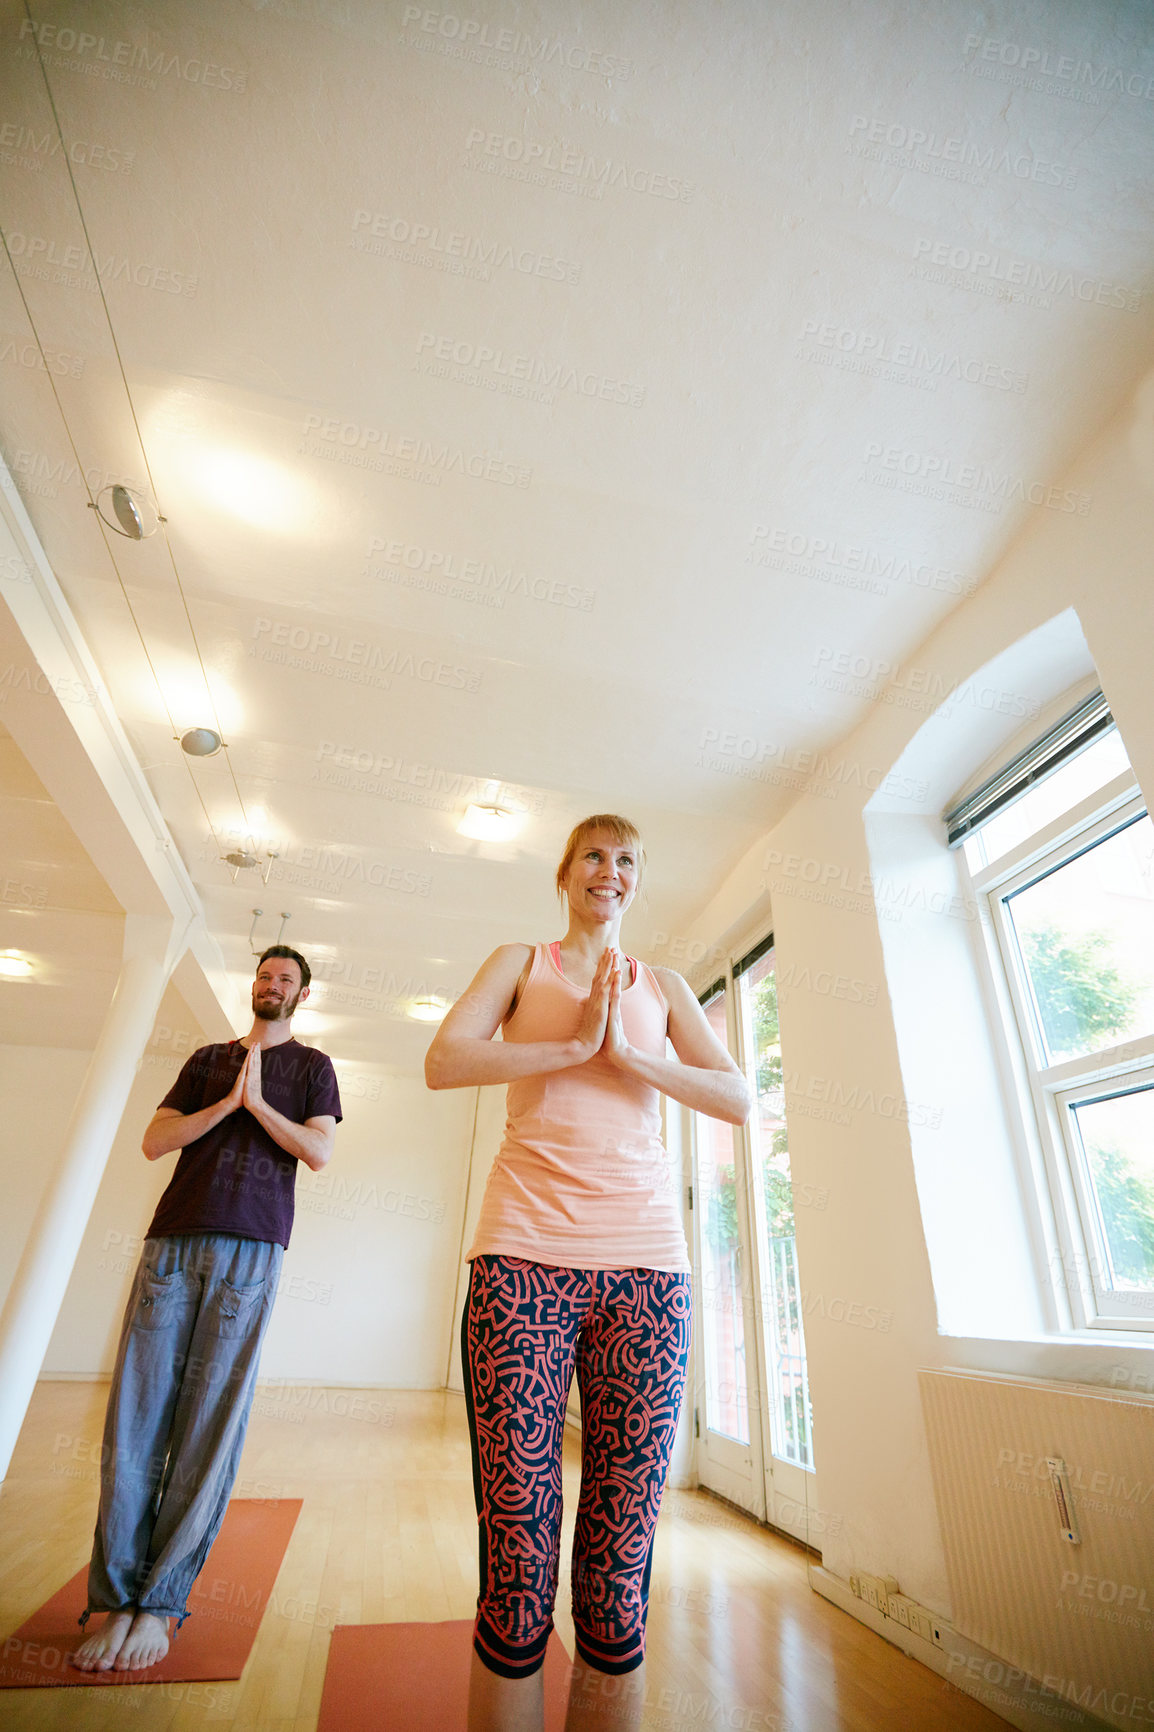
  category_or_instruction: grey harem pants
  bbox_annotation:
[83,1232,283,1626]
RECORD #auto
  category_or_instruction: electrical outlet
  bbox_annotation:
[889,1594,913,1629]
[849,1573,861,1598]
[931,1619,945,1648]
[908,1605,934,1642]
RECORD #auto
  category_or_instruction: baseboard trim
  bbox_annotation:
[809,1565,1111,1732]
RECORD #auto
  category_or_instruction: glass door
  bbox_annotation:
[690,946,817,1548]
[690,987,765,1520]
[733,942,815,1544]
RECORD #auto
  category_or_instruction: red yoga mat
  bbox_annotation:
[318,1620,573,1731]
[0,1498,301,1688]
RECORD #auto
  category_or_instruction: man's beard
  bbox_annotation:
[253,987,302,1021]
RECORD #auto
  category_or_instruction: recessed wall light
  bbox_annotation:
[0,953,34,979]
[409,995,451,1022]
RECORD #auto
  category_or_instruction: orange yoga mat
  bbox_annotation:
[318,1620,573,1731]
[0,1498,301,1689]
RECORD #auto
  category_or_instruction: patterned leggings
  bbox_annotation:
[461,1255,692,1678]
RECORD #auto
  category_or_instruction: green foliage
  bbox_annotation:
[751,973,782,1097]
[1086,1141,1154,1287]
[1018,919,1138,1057]
[1017,917,1153,1288]
[705,1162,741,1258]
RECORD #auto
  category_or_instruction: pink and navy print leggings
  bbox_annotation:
[461,1254,692,1678]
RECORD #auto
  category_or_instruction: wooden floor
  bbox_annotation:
[0,1382,1008,1731]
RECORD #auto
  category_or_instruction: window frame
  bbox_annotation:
[966,762,1154,1333]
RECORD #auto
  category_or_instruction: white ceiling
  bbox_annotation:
[1,0,1153,1067]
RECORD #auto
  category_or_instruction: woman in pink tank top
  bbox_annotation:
[426,815,751,1732]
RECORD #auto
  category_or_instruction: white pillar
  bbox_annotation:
[0,914,186,1481]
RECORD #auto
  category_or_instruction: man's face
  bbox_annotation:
[252,958,306,1021]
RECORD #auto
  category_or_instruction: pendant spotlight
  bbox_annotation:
[88,483,165,540]
[225,851,279,884]
[180,727,224,757]
[248,908,291,955]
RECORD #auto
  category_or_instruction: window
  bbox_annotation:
[949,693,1154,1330]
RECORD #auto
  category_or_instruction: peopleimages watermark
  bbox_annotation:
[9,447,146,502]
[248,617,482,694]
[298,413,531,488]
[462,127,694,203]
[0,123,134,174]
[809,645,1040,722]
[795,321,1027,398]
[15,18,248,93]
[414,330,645,408]
[911,237,1142,314]
[3,231,198,297]
[945,1651,1154,1726]
[312,742,543,819]
[779,1063,943,1130]
[351,208,581,285]
[748,523,975,598]
[697,727,928,802]
[0,662,98,709]
[961,32,1154,104]
[860,441,1092,516]
[399,8,633,79]
[366,535,595,613]
[762,843,976,928]
[847,114,1076,188]
[1,334,84,377]
[991,1446,1152,1521]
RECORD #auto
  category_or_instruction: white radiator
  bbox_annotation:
[920,1368,1154,1731]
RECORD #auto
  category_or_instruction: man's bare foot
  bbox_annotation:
[69,1608,135,1671]
[113,1609,171,1671]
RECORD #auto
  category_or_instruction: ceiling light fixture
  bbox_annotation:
[89,483,164,540]
[457,803,525,841]
[248,908,291,955]
[225,850,279,884]
[0,953,34,979]
[180,727,224,757]
[408,995,452,1022]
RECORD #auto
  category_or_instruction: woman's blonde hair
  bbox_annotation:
[555,814,645,897]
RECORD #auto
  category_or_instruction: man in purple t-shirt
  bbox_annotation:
[70,946,341,1674]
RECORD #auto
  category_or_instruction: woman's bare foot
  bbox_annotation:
[113,1610,171,1670]
[69,1608,136,1671]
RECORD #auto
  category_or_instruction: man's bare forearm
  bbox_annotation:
[142,1097,237,1160]
[245,1100,334,1171]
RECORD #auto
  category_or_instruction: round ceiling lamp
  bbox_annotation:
[90,483,164,540]
[180,727,223,756]
[0,952,34,978]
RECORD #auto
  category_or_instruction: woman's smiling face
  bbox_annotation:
[564,828,639,923]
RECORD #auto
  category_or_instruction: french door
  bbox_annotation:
[690,940,817,1547]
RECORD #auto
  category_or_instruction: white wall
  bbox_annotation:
[669,392,1154,1618]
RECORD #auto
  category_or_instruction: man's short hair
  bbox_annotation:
[256,945,311,992]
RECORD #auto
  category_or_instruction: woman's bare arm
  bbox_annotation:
[424,945,614,1089]
[604,964,752,1124]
